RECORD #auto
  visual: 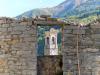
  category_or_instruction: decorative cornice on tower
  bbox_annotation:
[50,28,58,34]
[45,31,50,37]
[45,28,58,37]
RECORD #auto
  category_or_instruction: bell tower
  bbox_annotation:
[75,0,81,6]
[45,28,58,55]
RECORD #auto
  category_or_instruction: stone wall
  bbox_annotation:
[0,17,100,75]
[0,19,37,75]
[63,22,100,75]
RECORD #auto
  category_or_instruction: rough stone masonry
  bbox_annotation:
[0,17,37,75]
[0,17,100,75]
[63,20,100,75]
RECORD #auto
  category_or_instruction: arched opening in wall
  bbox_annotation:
[37,24,63,75]
[47,37,49,45]
[52,37,56,44]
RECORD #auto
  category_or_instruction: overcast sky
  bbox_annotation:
[0,0,65,17]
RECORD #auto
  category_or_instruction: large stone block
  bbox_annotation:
[23,37,36,42]
[2,24,10,28]
[91,28,100,34]
[64,29,73,34]
[81,39,93,45]
[0,28,7,32]
[94,42,100,46]
[73,29,85,34]
[63,71,73,75]
[91,23,100,28]
[64,25,78,30]
[10,31,22,35]
[13,25,26,31]
[64,34,75,38]
[94,39,100,42]
[91,34,100,39]
[83,48,99,52]
[63,72,67,75]
[20,22,28,25]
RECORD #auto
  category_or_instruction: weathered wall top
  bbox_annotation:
[0,17,66,26]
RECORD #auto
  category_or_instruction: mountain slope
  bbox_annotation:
[16,8,54,19]
[52,0,88,18]
[16,0,100,20]
[55,0,100,18]
[16,0,88,19]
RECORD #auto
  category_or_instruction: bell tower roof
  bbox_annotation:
[50,28,58,34]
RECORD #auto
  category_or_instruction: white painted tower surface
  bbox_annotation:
[45,28,58,55]
[75,0,81,6]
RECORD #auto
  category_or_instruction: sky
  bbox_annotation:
[0,0,65,17]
